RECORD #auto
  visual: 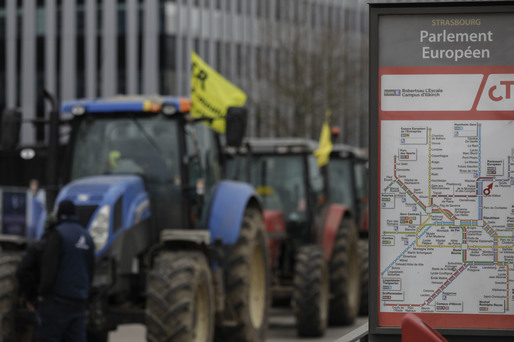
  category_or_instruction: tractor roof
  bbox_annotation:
[61,95,191,116]
[234,137,319,154]
[331,143,368,160]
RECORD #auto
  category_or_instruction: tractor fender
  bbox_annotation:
[206,180,260,245]
[319,203,352,260]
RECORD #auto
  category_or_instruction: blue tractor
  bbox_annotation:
[0,95,270,342]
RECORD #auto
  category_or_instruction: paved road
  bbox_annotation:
[108,308,367,341]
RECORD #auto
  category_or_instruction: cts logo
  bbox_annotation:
[477,74,514,111]
[488,81,514,101]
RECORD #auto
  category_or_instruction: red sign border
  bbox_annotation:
[378,65,514,329]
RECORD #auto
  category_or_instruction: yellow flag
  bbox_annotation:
[191,51,247,133]
[313,110,333,167]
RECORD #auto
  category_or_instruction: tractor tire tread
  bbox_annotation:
[293,245,328,337]
[329,217,360,326]
[215,207,270,342]
[146,250,214,342]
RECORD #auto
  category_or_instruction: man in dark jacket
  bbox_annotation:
[36,200,95,342]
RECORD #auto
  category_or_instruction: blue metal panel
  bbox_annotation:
[207,180,256,244]
[60,96,190,114]
[64,101,146,113]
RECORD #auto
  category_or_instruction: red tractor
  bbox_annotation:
[327,144,369,315]
[225,138,360,337]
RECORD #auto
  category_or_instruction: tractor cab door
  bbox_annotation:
[184,121,222,228]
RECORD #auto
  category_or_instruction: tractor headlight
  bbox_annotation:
[71,105,86,116]
[89,204,110,252]
[161,104,178,115]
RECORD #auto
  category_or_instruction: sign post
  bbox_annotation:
[369,2,514,340]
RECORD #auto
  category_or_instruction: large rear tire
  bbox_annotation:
[293,245,329,337]
[146,251,214,342]
[0,251,33,342]
[358,238,369,316]
[216,207,270,342]
[328,217,360,326]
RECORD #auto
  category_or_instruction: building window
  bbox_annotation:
[257,0,262,18]
[77,3,85,98]
[117,1,126,94]
[0,6,6,110]
[215,40,221,71]
[236,43,242,77]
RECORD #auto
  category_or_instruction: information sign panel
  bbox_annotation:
[1,189,27,236]
[370,2,514,339]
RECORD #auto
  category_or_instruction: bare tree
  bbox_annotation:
[253,0,365,145]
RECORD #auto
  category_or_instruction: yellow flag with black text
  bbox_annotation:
[313,110,333,167]
[191,51,247,133]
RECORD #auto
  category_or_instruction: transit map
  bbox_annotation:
[380,120,514,316]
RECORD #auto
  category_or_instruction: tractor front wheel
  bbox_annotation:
[217,207,270,342]
[146,251,214,342]
[328,217,360,326]
[293,245,329,337]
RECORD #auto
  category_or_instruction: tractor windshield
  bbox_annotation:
[231,154,307,222]
[71,115,180,183]
[70,115,183,228]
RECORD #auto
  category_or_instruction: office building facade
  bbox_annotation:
[0,0,368,146]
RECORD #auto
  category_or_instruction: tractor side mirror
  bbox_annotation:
[1,108,22,150]
[225,106,248,147]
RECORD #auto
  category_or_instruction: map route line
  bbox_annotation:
[381,238,418,276]
[383,263,471,308]
[424,264,469,306]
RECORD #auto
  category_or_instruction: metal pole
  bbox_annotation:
[42,89,60,208]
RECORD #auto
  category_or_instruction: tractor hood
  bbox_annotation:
[57,175,146,207]
[51,175,151,255]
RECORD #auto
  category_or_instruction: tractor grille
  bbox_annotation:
[76,205,98,228]
[113,197,123,233]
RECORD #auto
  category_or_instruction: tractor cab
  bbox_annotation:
[48,96,223,254]
[64,97,204,231]
[225,138,326,247]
